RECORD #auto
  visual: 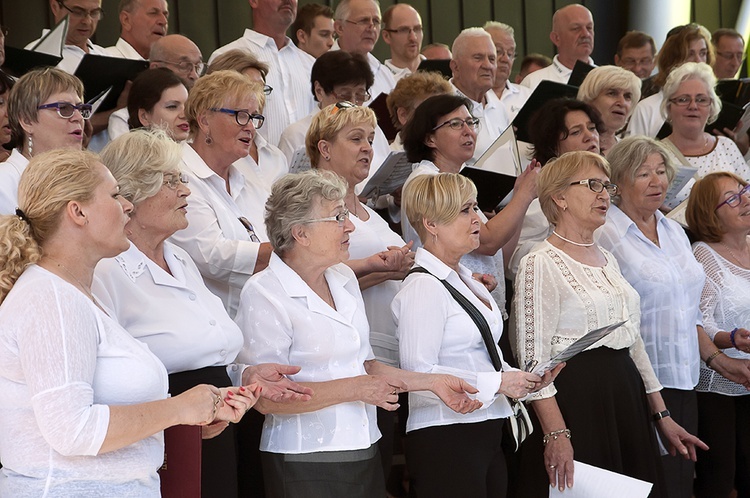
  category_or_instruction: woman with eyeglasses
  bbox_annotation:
[597,137,717,498]
[0,67,89,215]
[513,150,706,498]
[278,51,391,191]
[660,62,750,206]
[686,172,750,497]
[168,70,272,319]
[0,148,259,496]
[401,94,539,314]
[93,129,311,497]
[234,169,482,498]
[121,67,190,142]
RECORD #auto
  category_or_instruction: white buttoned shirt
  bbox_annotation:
[93,241,245,379]
[209,30,316,146]
[392,248,514,433]
[235,254,380,454]
[597,204,704,390]
[520,54,595,90]
[169,143,269,318]
[625,91,664,138]
[497,80,532,125]
[233,132,289,195]
[25,32,108,74]
[104,38,146,60]
[0,149,29,215]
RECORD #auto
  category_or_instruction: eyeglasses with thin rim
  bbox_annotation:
[716,51,745,63]
[383,25,423,36]
[343,17,381,28]
[496,47,516,59]
[332,90,371,105]
[715,184,750,210]
[238,216,261,242]
[152,59,206,76]
[163,172,189,190]
[304,209,350,227]
[37,101,93,120]
[263,84,273,96]
[210,108,265,128]
[57,0,104,20]
[569,178,619,196]
[432,117,481,131]
[669,95,712,107]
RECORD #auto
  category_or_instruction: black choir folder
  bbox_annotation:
[512,80,579,143]
[74,54,149,113]
[566,59,596,87]
[417,59,452,79]
[2,47,62,78]
[459,166,517,212]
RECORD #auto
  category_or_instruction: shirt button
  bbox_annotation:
[220,349,227,356]
[209,319,217,326]
[189,294,196,301]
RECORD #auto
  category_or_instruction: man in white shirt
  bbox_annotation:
[26,0,108,74]
[483,21,531,126]
[209,0,316,147]
[290,3,335,59]
[520,4,595,90]
[332,0,397,102]
[105,0,168,60]
[382,4,425,82]
[449,28,506,163]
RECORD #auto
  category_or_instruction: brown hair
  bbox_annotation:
[686,172,747,243]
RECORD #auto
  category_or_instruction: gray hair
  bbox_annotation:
[100,128,182,205]
[577,65,642,107]
[606,136,676,204]
[451,27,494,59]
[482,21,514,37]
[660,62,721,124]
[264,170,348,255]
[335,0,380,21]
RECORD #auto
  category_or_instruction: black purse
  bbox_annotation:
[407,267,533,451]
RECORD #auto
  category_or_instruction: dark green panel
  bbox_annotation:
[430,0,462,46]
[175,0,218,57]
[525,0,554,57]
[694,0,720,31]
[92,0,126,48]
[462,0,492,29]
[372,0,396,61]
[5,0,50,48]
[216,0,252,48]
[408,0,430,44]
[721,0,742,27]
[491,0,524,76]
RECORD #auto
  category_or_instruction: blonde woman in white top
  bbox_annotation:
[686,171,750,497]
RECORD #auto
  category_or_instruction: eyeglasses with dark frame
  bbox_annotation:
[57,0,104,20]
[152,59,206,76]
[569,178,619,196]
[37,101,93,120]
[716,51,745,62]
[304,209,350,227]
[432,117,481,131]
[383,25,423,36]
[715,184,750,210]
[209,108,265,128]
[332,90,371,105]
[162,172,189,190]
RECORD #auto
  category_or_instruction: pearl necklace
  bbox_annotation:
[552,230,595,247]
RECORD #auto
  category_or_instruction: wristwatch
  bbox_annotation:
[652,409,671,422]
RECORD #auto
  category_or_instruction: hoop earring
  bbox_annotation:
[205,133,213,145]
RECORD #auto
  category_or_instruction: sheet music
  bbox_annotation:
[662,164,699,210]
[30,16,68,56]
[473,124,522,176]
[359,151,412,199]
[289,147,312,174]
[548,461,652,498]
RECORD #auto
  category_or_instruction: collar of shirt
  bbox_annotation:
[606,203,668,241]
[552,54,595,74]
[413,246,468,281]
[114,241,189,287]
[181,142,248,197]
[115,37,145,60]
[243,28,292,51]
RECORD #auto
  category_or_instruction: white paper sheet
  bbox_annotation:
[548,461,652,498]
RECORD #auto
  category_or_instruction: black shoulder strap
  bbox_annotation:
[407,267,503,372]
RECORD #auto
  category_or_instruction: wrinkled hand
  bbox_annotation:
[498,370,543,399]
[711,354,750,389]
[201,420,229,439]
[386,241,415,277]
[513,159,542,203]
[544,436,574,491]
[242,363,314,402]
[534,363,565,392]
[472,272,498,292]
[656,416,708,461]
[429,374,483,414]
[357,375,407,411]
[732,328,750,354]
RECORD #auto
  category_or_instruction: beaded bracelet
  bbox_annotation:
[542,428,571,445]
[730,328,739,349]
[705,349,724,369]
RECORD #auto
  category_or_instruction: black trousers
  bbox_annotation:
[659,388,698,498]
[406,419,507,498]
[168,365,237,498]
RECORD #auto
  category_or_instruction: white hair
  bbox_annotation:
[451,28,494,59]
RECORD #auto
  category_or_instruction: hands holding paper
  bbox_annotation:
[499,363,565,399]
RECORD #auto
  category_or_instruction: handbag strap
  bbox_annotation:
[407,266,503,372]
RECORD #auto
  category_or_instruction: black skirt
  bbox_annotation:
[513,347,666,498]
[168,365,238,498]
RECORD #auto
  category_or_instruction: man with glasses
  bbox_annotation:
[483,22,531,128]
[105,0,168,60]
[614,31,656,80]
[209,0,316,147]
[382,4,425,82]
[26,0,107,73]
[332,0,396,103]
[712,29,746,79]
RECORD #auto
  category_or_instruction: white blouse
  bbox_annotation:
[0,266,168,497]
[349,204,407,367]
[93,241,245,381]
[393,248,513,433]
[693,241,750,396]
[234,254,379,454]
[598,205,704,390]
[170,142,269,318]
[0,149,29,215]
[513,241,662,400]
[233,133,289,195]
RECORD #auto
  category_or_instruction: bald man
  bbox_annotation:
[520,4,595,90]
[382,4,425,82]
